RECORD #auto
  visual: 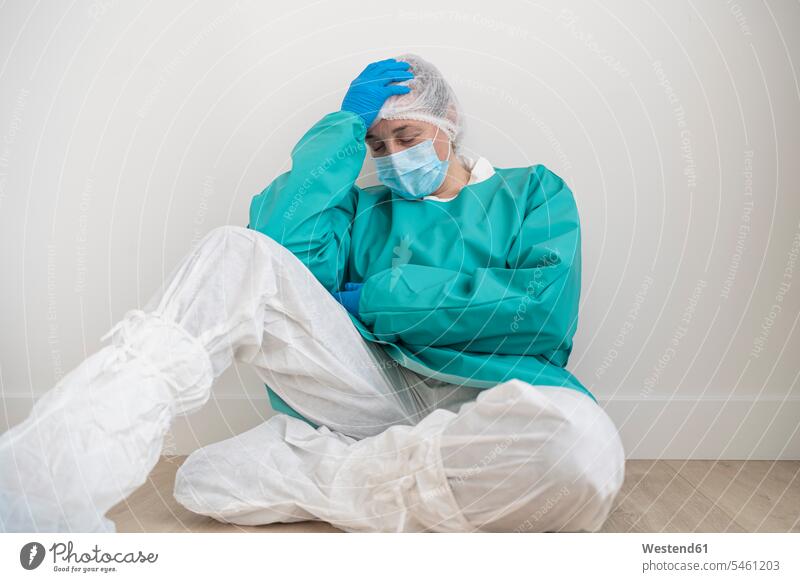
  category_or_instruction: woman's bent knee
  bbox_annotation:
[198,225,310,276]
[445,383,625,532]
[200,225,272,253]
[538,395,626,531]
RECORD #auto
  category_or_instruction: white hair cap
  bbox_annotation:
[373,53,464,148]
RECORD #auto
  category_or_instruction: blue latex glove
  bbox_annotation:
[341,59,413,129]
[332,282,364,317]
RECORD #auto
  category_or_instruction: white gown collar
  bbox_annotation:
[423,155,495,203]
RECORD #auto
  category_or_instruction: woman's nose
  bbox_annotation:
[383,141,403,156]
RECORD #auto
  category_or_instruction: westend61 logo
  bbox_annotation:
[19,540,158,574]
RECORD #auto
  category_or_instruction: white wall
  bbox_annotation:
[1,0,798,458]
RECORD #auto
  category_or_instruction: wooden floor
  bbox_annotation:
[108,457,800,533]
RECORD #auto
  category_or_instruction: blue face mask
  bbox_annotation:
[372,130,451,201]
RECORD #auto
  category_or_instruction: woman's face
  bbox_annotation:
[365,118,451,161]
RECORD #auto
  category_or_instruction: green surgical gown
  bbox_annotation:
[248,110,595,422]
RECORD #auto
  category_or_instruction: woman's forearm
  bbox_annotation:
[248,110,367,291]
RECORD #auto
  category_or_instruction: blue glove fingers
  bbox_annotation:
[372,62,412,79]
[371,59,411,75]
[384,84,412,97]
[332,287,361,317]
[365,58,399,72]
[332,282,364,316]
[378,71,414,86]
[341,59,414,128]
[352,69,412,88]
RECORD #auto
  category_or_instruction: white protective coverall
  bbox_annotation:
[0,225,625,533]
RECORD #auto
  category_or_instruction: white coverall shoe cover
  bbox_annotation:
[0,315,212,532]
[175,380,624,532]
[0,225,625,532]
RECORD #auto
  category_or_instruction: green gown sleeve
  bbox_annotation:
[358,165,581,356]
[248,110,367,292]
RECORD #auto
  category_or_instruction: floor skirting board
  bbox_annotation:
[2,394,798,459]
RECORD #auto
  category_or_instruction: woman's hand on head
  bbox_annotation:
[341,59,413,129]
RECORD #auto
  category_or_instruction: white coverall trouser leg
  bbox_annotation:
[0,225,625,533]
